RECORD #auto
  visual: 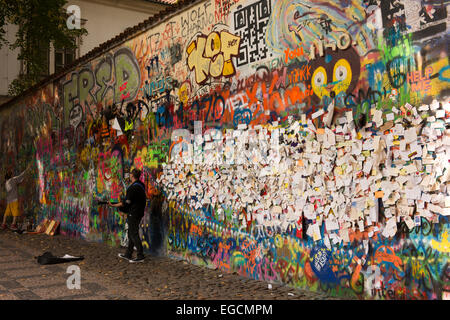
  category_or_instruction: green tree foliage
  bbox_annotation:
[0,0,87,96]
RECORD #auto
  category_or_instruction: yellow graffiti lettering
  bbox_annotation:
[431,232,450,253]
[187,30,240,84]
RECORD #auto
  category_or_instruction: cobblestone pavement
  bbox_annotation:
[0,230,348,300]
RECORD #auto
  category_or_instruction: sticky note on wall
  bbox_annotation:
[375,191,384,198]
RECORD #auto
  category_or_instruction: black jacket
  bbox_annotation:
[120,181,147,219]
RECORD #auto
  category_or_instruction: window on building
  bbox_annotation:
[22,41,50,79]
[55,46,76,73]
[54,17,85,74]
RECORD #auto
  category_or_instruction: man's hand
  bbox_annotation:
[109,201,123,208]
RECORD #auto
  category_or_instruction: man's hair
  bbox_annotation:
[5,171,12,180]
[131,168,141,180]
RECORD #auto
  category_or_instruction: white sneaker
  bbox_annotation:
[129,256,145,263]
[118,253,132,261]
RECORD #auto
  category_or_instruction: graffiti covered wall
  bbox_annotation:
[0,0,449,299]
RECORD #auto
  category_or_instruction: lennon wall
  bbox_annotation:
[0,0,449,299]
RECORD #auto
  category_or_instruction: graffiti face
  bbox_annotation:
[69,104,83,128]
[310,47,360,101]
[178,81,191,106]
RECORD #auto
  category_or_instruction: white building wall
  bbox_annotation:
[0,0,155,98]
[66,0,152,57]
[0,24,21,97]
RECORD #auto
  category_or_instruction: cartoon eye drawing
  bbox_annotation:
[313,68,327,86]
[333,59,352,94]
[334,65,347,81]
[312,66,328,99]
[334,60,350,82]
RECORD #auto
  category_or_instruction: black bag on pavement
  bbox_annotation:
[36,252,84,265]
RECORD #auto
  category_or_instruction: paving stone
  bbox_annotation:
[31,286,90,300]
[0,257,29,264]
[0,280,24,289]
[54,293,98,300]
[17,277,65,289]
[0,292,19,300]
[12,290,42,300]
[3,267,55,279]
[42,265,66,273]
[103,294,129,300]
[81,282,107,294]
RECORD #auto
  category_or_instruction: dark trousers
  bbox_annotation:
[126,215,144,258]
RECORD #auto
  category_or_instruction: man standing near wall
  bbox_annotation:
[109,168,147,263]
[147,167,165,256]
[1,167,29,230]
